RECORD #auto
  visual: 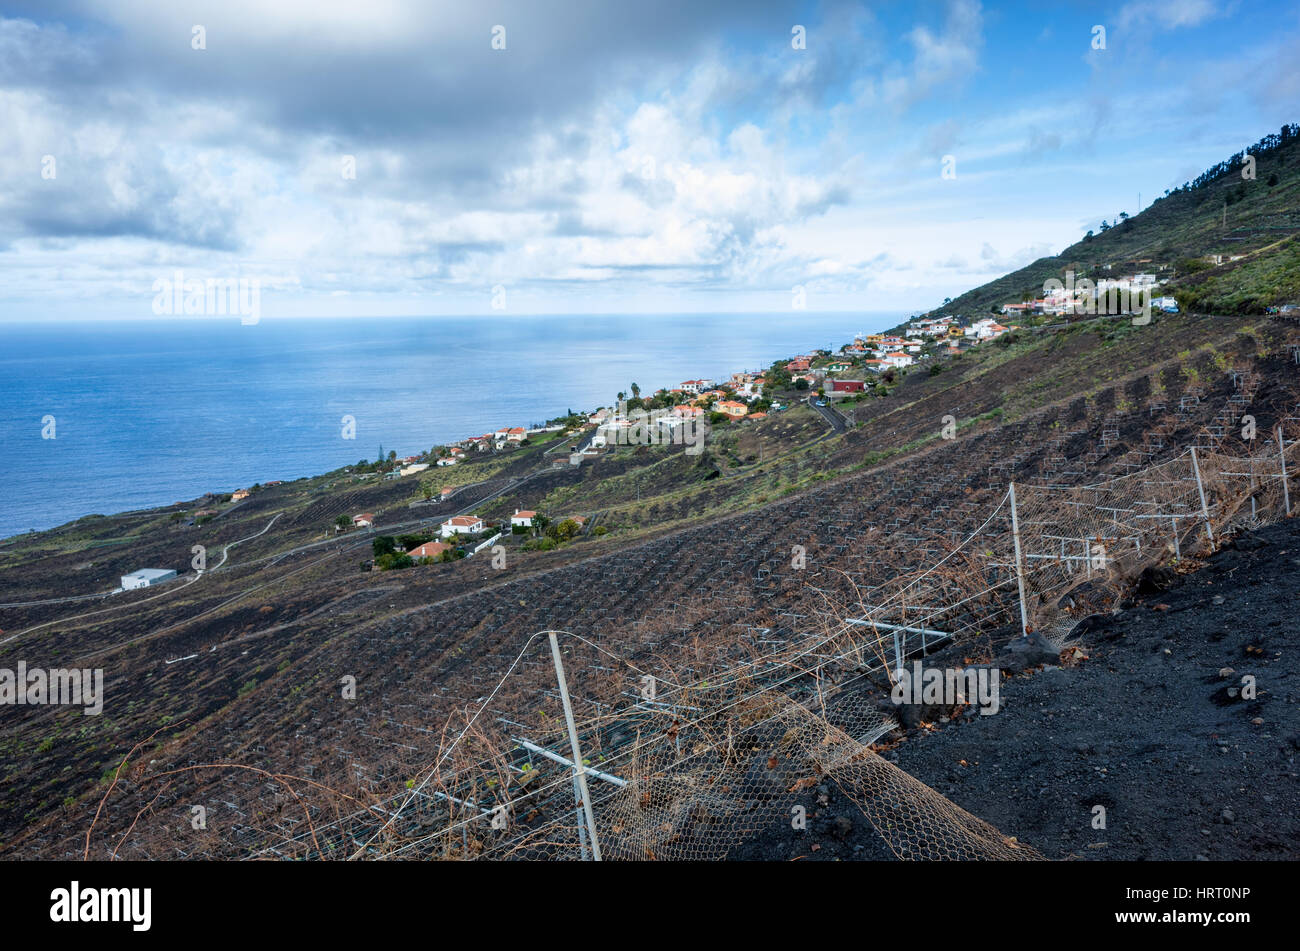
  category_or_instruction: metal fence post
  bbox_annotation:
[548,632,602,860]
[1008,483,1031,637]
[1279,426,1292,517]
[1190,447,1214,544]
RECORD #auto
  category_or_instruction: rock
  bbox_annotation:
[1218,667,1235,679]
[1135,565,1177,595]
[1001,631,1060,669]
[1221,807,1235,823]
[831,816,853,840]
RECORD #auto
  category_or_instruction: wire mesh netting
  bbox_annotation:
[75,390,1299,862]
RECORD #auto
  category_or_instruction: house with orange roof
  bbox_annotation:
[440,515,485,538]
[409,541,452,560]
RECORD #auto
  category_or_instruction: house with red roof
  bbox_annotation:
[440,515,485,538]
[409,541,452,560]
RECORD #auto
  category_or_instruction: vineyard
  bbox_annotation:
[9,327,1289,862]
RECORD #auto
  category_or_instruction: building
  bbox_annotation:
[716,400,749,418]
[436,457,457,467]
[440,486,455,499]
[231,489,251,501]
[352,513,375,528]
[409,541,452,559]
[400,462,430,476]
[828,379,865,394]
[679,379,716,395]
[121,568,177,590]
[511,509,537,528]
[440,515,485,538]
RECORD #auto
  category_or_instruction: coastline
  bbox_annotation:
[1,313,898,538]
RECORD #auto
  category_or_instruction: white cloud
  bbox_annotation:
[1117,0,1219,31]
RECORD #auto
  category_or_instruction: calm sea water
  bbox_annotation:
[0,313,895,539]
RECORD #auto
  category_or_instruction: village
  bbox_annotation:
[119,312,1089,583]
[109,278,1207,591]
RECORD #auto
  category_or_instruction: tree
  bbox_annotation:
[372,536,397,557]
[630,382,641,400]
[335,514,351,530]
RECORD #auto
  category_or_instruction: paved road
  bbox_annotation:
[806,394,848,433]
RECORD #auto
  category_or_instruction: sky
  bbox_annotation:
[0,0,1297,321]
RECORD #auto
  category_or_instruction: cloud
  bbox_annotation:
[1116,0,1219,31]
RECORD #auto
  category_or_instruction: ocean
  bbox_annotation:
[0,313,896,539]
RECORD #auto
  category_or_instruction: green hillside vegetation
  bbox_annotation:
[922,123,1300,320]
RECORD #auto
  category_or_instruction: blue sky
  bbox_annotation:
[0,0,1296,320]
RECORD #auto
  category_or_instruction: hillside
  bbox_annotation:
[3,130,1299,863]
[3,303,1298,861]
[924,123,1300,320]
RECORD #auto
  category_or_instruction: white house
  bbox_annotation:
[352,513,375,528]
[679,379,716,395]
[436,457,457,467]
[440,515,485,538]
[121,568,177,590]
[511,509,537,528]
[400,462,430,476]
[882,352,914,368]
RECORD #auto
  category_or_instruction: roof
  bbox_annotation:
[123,568,175,581]
[354,512,375,520]
[513,510,537,518]
[445,515,481,527]
[409,541,451,558]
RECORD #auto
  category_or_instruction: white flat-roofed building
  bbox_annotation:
[121,568,177,590]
